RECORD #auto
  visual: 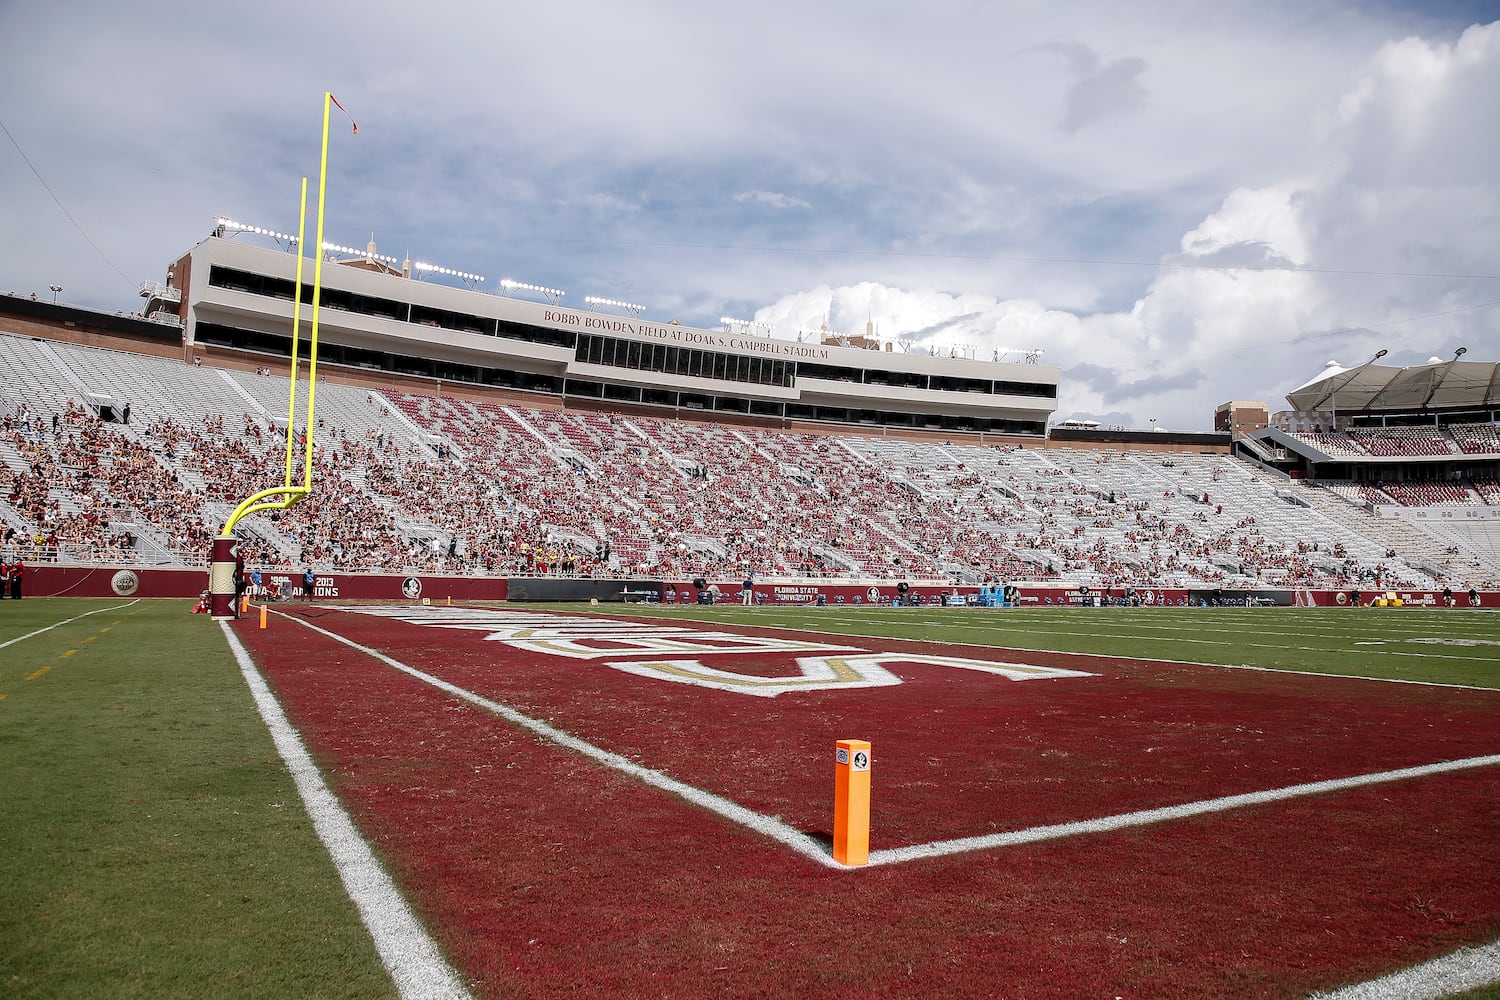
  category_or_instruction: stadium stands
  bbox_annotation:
[3,331,1497,590]
[1287,424,1500,460]
[1451,423,1500,456]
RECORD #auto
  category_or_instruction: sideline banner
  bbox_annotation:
[21,565,1494,608]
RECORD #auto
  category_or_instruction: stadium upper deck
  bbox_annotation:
[1241,355,1500,488]
[166,228,1060,436]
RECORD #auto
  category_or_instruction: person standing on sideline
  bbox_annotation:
[9,559,22,599]
[302,568,315,601]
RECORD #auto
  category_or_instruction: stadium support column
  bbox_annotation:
[209,535,240,620]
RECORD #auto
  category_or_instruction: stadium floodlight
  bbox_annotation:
[1327,347,1389,428]
[325,241,401,266]
[215,217,300,244]
[413,261,485,288]
[1419,346,1472,410]
[499,278,565,304]
[720,316,773,335]
[586,295,646,316]
[48,284,61,303]
[992,346,1045,364]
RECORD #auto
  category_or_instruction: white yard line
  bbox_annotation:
[281,608,1500,869]
[0,599,139,651]
[865,753,1500,866]
[219,621,472,1000]
[715,614,1500,688]
[265,606,1500,997]
[1306,939,1500,1000]
[280,611,845,870]
[801,614,1500,664]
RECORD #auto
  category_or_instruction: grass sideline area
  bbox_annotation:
[2,597,1497,998]
[0,599,396,1000]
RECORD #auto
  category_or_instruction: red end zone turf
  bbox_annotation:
[236,605,1500,998]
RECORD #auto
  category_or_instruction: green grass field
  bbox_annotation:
[2,598,1497,998]
[0,599,396,1000]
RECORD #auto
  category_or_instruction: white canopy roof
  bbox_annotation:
[1286,356,1500,414]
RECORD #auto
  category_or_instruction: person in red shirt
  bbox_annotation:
[8,559,21,599]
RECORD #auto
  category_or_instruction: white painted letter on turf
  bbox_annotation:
[601,654,1094,698]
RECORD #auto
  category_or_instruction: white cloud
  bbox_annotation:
[0,4,1496,432]
[733,190,811,211]
[742,18,1500,430]
[1043,42,1150,134]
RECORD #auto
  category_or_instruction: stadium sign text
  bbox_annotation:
[542,311,831,360]
[269,573,340,598]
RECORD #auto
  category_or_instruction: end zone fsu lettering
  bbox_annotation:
[335,607,1094,697]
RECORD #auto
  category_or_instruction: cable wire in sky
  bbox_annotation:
[0,117,136,290]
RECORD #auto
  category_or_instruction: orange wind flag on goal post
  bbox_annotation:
[330,94,358,134]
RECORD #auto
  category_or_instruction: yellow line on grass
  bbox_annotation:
[61,649,77,658]
[26,666,52,681]
[0,599,140,652]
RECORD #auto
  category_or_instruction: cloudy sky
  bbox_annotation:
[2,1,1498,430]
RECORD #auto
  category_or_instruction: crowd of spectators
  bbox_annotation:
[3,376,1498,590]
[1290,424,1500,459]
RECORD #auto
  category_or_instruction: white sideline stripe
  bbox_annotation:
[218,622,472,999]
[0,598,140,651]
[1307,939,1500,999]
[865,753,1500,866]
[286,610,1500,876]
[283,612,845,869]
[745,618,1500,691]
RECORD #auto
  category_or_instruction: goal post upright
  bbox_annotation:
[281,174,311,497]
[210,93,344,618]
[300,90,334,496]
